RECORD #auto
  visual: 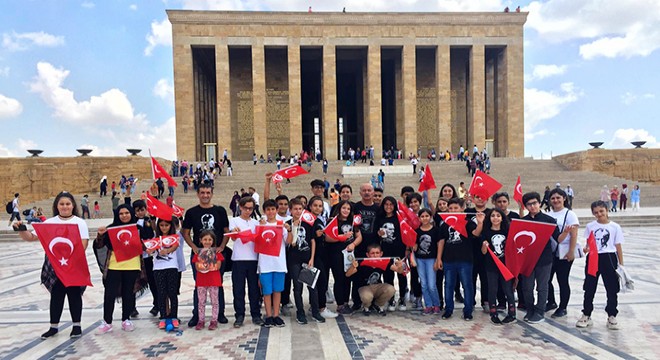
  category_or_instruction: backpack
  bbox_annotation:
[6,201,13,214]
[22,209,31,216]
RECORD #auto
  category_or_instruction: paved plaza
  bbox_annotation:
[0,221,658,360]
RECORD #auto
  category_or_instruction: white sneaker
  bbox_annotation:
[398,299,407,311]
[96,321,112,335]
[576,314,593,328]
[320,308,338,319]
[607,316,620,330]
[326,289,335,304]
[387,303,396,312]
[121,319,135,332]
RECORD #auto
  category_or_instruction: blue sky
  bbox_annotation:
[0,0,658,160]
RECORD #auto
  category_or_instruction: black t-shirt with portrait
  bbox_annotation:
[481,227,508,272]
[415,225,441,260]
[465,208,486,262]
[326,218,359,253]
[286,219,315,264]
[439,220,473,263]
[375,215,405,257]
[352,201,379,248]
[182,205,230,248]
[354,259,394,288]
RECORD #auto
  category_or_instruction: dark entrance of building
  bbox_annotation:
[336,47,366,159]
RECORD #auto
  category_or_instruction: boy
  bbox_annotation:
[286,198,325,324]
[345,243,404,316]
[259,200,289,327]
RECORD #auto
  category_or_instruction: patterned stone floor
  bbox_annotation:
[1,226,658,360]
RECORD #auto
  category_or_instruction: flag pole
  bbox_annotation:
[148,148,155,180]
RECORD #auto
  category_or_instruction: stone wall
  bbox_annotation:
[0,156,169,205]
[554,149,660,184]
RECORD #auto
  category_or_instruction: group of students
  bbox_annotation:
[14,171,626,341]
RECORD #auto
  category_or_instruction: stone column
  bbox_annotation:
[173,43,195,161]
[215,42,231,158]
[252,41,267,158]
[436,44,452,155]
[366,44,382,157]
[288,42,303,156]
[469,44,486,153]
[505,43,524,158]
[322,44,338,160]
[402,44,417,156]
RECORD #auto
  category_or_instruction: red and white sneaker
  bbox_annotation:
[96,321,112,335]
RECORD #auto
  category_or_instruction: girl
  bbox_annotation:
[308,196,338,319]
[326,200,362,314]
[375,197,406,311]
[406,193,424,309]
[414,208,442,315]
[15,192,89,339]
[433,197,450,308]
[546,188,579,318]
[630,185,640,211]
[192,230,224,330]
[150,217,182,330]
[619,184,628,211]
[439,183,457,202]
[577,201,624,330]
[93,201,100,219]
[479,208,516,324]
[94,205,146,334]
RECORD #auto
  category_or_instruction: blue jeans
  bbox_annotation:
[417,258,440,307]
[444,261,474,315]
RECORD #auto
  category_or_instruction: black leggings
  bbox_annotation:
[328,247,349,306]
[50,280,83,324]
[583,253,619,317]
[316,254,329,309]
[144,257,158,308]
[383,270,407,303]
[154,268,179,319]
[410,267,422,297]
[547,258,574,310]
[103,270,139,324]
[486,270,515,314]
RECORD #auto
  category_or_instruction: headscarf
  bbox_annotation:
[108,204,137,227]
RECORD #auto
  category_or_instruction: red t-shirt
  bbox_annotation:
[192,252,224,287]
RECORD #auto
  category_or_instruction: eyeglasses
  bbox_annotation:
[525,201,540,207]
[313,185,324,189]
[242,207,254,211]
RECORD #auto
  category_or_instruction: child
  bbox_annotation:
[479,208,516,324]
[414,208,443,315]
[308,196,338,319]
[375,196,407,311]
[192,230,224,330]
[286,198,324,324]
[406,193,424,310]
[259,199,289,327]
[576,201,624,330]
[93,201,100,219]
[150,218,182,329]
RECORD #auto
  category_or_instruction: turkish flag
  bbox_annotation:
[487,247,514,281]
[172,202,185,218]
[468,170,502,200]
[161,235,179,248]
[353,214,362,226]
[225,228,256,244]
[418,165,437,192]
[143,237,162,252]
[107,224,143,262]
[513,176,523,204]
[323,216,350,242]
[505,219,556,277]
[151,156,178,187]
[146,193,175,220]
[397,201,420,229]
[254,225,284,256]
[439,213,468,238]
[33,223,92,287]
[272,165,308,183]
[360,258,390,271]
[400,220,417,248]
[586,231,599,277]
[301,210,317,226]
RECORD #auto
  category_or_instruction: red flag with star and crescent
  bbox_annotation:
[323,216,350,242]
[468,170,502,200]
[107,224,143,262]
[487,247,514,281]
[172,202,185,218]
[272,165,308,183]
[360,258,391,271]
[586,231,599,277]
[438,213,469,238]
[146,193,175,220]
[505,219,557,277]
[254,225,284,256]
[418,165,437,192]
[301,210,317,226]
[150,156,178,187]
[397,201,421,229]
[400,220,417,248]
[225,228,257,244]
[33,223,92,287]
[513,176,523,204]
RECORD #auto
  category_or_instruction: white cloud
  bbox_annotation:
[16,138,37,151]
[593,129,605,135]
[0,93,23,118]
[144,18,172,56]
[153,78,174,103]
[526,0,660,59]
[609,128,659,148]
[0,66,9,77]
[524,129,548,141]
[181,0,505,12]
[621,91,656,105]
[0,144,17,157]
[528,64,567,81]
[29,62,147,128]
[81,1,95,8]
[2,31,65,51]
[524,82,582,136]
[129,4,138,10]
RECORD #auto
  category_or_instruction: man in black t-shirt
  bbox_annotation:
[182,184,230,327]
[350,183,379,310]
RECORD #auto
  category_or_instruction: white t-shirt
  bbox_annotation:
[257,221,288,274]
[12,198,19,212]
[229,217,259,261]
[548,208,579,258]
[35,216,89,240]
[584,220,624,254]
[153,234,182,271]
[252,192,260,206]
